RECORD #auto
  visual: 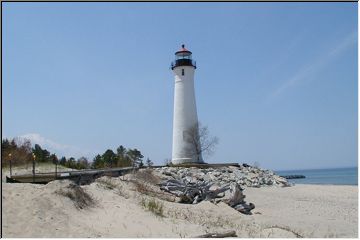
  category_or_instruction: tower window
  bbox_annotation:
[182,69,185,76]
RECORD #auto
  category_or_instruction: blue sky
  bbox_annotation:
[3,3,357,170]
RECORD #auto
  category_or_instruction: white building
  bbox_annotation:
[171,45,204,165]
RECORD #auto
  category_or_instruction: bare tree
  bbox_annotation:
[164,158,172,166]
[184,122,219,162]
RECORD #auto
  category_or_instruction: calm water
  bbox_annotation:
[275,167,358,185]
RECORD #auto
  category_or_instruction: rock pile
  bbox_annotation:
[153,164,290,188]
[152,164,290,215]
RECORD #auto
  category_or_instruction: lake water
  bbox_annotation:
[275,167,358,186]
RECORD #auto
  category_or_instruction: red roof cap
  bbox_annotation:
[179,44,190,52]
[175,44,192,55]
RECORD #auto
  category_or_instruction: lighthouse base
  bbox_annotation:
[171,157,205,165]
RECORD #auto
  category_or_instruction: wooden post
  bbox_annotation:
[32,160,35,183]
[55,162,58,179]
[9,160,12,176]
[32,153,36,183]
[8,153,12,176]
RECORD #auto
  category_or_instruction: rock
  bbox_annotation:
[213,171,221,177]
[163,170,172,176]
[273,175,288,185]
[233,171,245,179]
[264,178,270,184]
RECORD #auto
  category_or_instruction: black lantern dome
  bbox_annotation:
[171,44,196,70]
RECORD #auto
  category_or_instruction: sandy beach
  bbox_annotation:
[2,174,357,238]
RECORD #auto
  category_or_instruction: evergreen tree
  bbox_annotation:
[50,154,58,164]
[32,144,51,162]
[127,148,144,168]
[92,154,104,169]
[102,149,117,168]
[146,158,154,167]
[59,156,67,166]
[67,157,76,169]
[116,145,131,167]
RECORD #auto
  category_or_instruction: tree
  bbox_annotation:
[146,158,154,167]
[138,159,144,168]
[50,154,58,164]
[77,157,89,169]
[59,156,67,166]
[92,154,104,169]
[2,138,32,167]
[67,157,76,169]
[184,122,219,162]
[116,145,127,158]
[127,148,144,169]
[116,145,131,167]
[102,149,117,168]
[32,144,50,162]
[15,138,32,165]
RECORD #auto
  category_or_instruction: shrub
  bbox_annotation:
[134,169,160,185]
[140,197,164,217]
[56,184,96,209]
[96,177,117,190]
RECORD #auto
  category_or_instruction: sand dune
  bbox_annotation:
[2,175,358,238]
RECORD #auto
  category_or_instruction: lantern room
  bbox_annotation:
[171,44,196,70]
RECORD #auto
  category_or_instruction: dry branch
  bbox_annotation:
[159,179,229,204]
[194,230,237,238]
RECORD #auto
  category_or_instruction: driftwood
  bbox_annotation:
[194,230,237,238]
[159,179,255,214]
[159,179,229,204]
[222,183,245,207]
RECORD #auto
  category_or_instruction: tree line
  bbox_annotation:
[1,138,153,170]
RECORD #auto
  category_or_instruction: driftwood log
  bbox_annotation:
[194,230,237,238]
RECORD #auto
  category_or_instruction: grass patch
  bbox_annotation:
[140,197,164,217]
[134,169,160,185]
[56,183,96,209]
[134,180,149,194]
[97,177,117,190]
[97,177,129,198]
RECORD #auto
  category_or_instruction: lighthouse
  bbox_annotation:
[171,44,203,165]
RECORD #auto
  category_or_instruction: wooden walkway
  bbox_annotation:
[6,167,136,185]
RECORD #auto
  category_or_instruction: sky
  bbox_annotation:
[2,2,358,171]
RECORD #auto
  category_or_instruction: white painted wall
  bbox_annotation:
[171,65,203,164]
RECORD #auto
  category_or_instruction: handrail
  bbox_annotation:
[170,59,197,70]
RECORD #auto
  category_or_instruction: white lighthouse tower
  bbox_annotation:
[171,44,203,165]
